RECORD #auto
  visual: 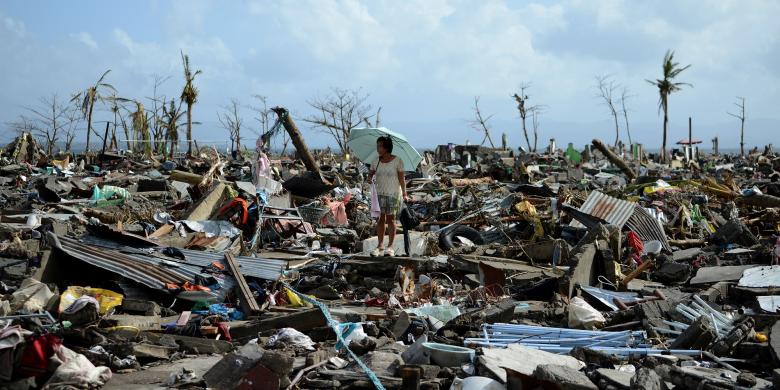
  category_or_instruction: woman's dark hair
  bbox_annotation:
[377,136,393,154]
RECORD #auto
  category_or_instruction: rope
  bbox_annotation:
[281,282,386,390]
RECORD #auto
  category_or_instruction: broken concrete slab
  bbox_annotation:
[479,344,585,383]
[690,265,758,285]
[203,343,266,390]
[142,332,233,355]
[630,367,665,390]
[596,368,634,389]
[533,364,597,390]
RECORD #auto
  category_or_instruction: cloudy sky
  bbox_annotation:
[1,0,778,151]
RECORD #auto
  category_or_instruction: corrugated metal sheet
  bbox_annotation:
[625,205,672,252]
[50,233,286,294]
[79,235,286,281]
[570,191,635,229]
[50,233,188,290]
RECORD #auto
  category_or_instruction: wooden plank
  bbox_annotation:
[224,252,261,316]
[149,223,174,239]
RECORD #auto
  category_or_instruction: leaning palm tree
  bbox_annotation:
[647,50,691,163]
[71,70,116,154]
[180,51,202,156]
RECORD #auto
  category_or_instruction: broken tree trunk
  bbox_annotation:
[738,193,780,208]
[592,138,636,181]
[169,170,205,186]
[271,107,321,177]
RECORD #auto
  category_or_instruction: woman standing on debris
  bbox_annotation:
[368,136,409,257]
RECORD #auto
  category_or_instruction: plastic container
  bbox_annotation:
[422,342,474,367]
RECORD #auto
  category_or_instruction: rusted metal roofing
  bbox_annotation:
[570,191,635,229]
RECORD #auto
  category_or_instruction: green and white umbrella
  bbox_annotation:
[347,127,422,171]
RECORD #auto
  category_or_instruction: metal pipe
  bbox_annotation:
[663,320,689,330]
[652,327,682,335]
[464,342,703,357]
[693,295,733,325]
[675,306,698,322]
[710,313,720,337]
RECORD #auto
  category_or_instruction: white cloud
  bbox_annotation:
[1,1,779,148]
[3,15,25,37]
[72,32,97,49]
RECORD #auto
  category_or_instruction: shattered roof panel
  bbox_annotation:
[570,191,635,229]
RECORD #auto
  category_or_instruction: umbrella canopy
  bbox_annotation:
[347,127,422,171]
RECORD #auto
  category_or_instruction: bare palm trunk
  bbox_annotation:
[613,115,620,147]
[533,128,538,152]
[740,120,745,157]
[186,105,193,156]
[661,108,668,163]
[623,111,632,146]
[86,102,94,154]
[522,120,531,152]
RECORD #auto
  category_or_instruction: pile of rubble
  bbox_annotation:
[0,128,780,389]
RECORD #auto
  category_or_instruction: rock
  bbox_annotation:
[203,343,265,390]
[736,372,757,387]
[363,322,380,337]
[359,351,404,376]
[120,299,161,316]
[652,261,691,285]
[569,347,621,367]
[307,285,341,300]
[258,350,295,379]
[391,311,411,340]
[305,350,330,366]
[349,336,377,355]
[596,368,633,389]
[769,320,780,364]
[533,364,598,390]
[308,326,336,342]
[419,364,441,379]
[401,335,430,365]
[630,367,665,390]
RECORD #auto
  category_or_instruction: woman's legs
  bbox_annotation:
[376,213,386,249]
[386,214,396,247]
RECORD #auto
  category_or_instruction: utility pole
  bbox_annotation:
[688,117,692,162]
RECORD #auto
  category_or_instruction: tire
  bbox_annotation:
[438,225,485,250]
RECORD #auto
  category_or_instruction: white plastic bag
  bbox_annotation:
[266,328,316,351]
[568,296,605,330]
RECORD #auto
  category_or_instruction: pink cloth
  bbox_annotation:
[254,153,271,184]
[320,194,351,226]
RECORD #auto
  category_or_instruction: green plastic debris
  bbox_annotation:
[90,185,130,207]
[565,143,582,164]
